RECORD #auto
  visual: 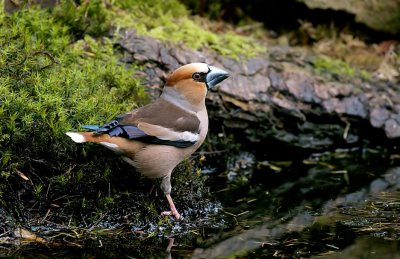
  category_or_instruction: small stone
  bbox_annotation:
[385,119,400,138]
[370,108,390,128]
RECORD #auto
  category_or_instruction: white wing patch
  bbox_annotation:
[176,131,200,142]
[138,122,199,142]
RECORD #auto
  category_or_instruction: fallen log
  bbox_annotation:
[117,29,400,152]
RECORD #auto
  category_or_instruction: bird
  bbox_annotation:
[66,63,229,220]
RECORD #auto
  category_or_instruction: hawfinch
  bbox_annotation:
[66,63,229,220]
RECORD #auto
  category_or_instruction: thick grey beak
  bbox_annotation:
[206,65,229,89]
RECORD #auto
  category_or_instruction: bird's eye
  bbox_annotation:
[192,72,201,80]
[192,72,207,82]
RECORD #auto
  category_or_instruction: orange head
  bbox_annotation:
[164,63,229,107]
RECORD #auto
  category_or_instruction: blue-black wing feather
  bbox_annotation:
[81,117,195,148]
[81,125,100,131]
[82,118,147,139]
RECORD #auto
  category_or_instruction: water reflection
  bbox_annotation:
[191,149,400,258]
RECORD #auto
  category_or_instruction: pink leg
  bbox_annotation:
[161,194,181,220]
[166,238,175,252]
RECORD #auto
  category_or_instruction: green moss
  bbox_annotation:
[312,55,371,79]
[53,0,111,37]
[0,6,146,216]
[313,55,356,76]
[359,69,372,81]
[109,0,265,59]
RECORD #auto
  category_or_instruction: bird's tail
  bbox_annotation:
[65,132,112,144]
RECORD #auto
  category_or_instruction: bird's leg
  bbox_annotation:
[161,193,181,220]
[160,174,181,220]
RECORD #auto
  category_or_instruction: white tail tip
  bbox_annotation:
[66,132,86,143]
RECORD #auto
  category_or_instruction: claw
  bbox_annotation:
[161,210,181,220]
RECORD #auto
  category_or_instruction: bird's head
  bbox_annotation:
[164,63,229,107]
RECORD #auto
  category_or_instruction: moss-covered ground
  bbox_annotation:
[0,0,258,243]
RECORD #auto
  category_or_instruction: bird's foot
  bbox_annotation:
[161,210,181,220]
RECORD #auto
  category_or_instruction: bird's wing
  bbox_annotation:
[84,99,201,148]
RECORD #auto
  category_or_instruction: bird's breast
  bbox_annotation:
[127,108,209,179]
[194,108,209,148]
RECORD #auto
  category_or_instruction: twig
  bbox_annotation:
[195,149,227,155]
[236,23,263,33]
[17,50,61,70]
[32,51,61,70]
[87,212,109,232]
[32,51,61,65]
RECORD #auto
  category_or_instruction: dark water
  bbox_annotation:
[1,148,400,258]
